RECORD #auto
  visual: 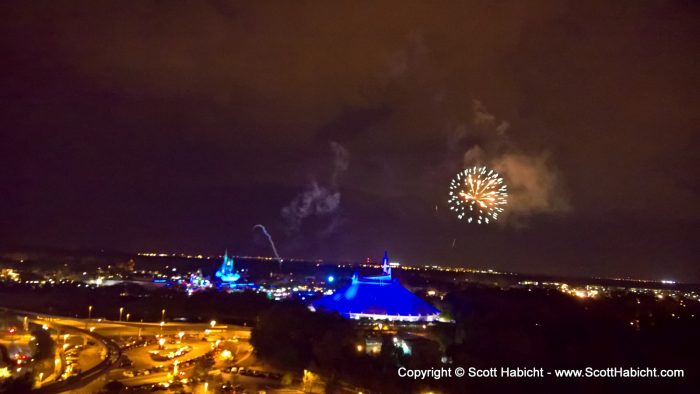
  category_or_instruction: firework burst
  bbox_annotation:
[448,166,508,224]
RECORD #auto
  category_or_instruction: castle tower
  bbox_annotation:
[381,251,391,277]
[215,250,240,283]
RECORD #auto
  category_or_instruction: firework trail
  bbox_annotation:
[253,224,282,267]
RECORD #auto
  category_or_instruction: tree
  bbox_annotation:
[101,380,126,394]
[0,373,33,393]
[29,328,55,360]
[251,302,355,372]
[192,356,215,381]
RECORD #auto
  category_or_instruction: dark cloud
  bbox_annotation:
[1,0,698,280]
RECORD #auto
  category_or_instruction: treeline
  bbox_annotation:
[0,283,271,324]
[251,288,700,393]
[251,302,443,393]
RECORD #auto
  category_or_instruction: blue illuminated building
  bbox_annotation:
[310,252,441,322]
[215,250,241,283]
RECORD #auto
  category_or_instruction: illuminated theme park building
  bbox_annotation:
[310,252,441,322]
[215,251,241,283]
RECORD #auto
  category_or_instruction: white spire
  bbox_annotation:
[382,251,391,277]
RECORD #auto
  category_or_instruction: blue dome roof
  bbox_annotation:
[311,276,440,322]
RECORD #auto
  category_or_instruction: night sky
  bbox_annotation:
[1,1,699,281]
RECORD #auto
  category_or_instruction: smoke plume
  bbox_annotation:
[281,141,349,234]
[459,100,569,221]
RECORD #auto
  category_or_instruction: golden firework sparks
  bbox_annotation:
[448,166,508,223]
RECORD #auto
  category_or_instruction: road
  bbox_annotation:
[1,310,250,392]
[2,310,330,394]
[24,315,121,394]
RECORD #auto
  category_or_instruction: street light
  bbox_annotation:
[161,309,166,321]
[177,331,184,343]
[86,305,93,329]
[210,320,216,328]
[125,313,130,322]
[119,307,124,322]
[303,369,316,393]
